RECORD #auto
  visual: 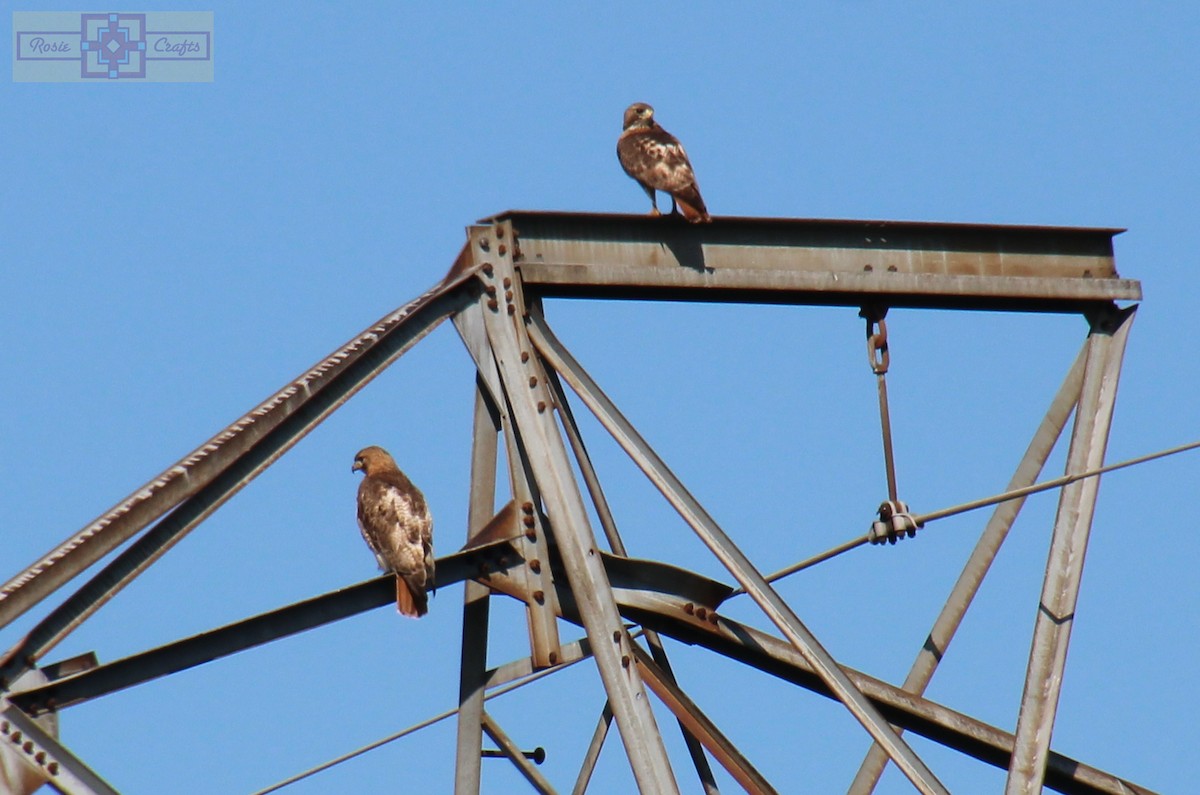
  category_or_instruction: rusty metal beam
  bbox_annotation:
[0,257,482,671]
[481,711,557,795]
[489,211,1137,312]
[471,222,680,794]
[2,699,118,795]
[1007,306,1136,794]
[546,363,720,794]
[638,633,721,795]
[572,701,614,795]
[849,341,1088,794]
[454,300,563,669]
[470,545,1154,795]
[9,539,521,716]
[621,602,1156,795]
[455,379,502,795]
[7,529,1153,795]
[483,636,596,692]
[631,642,777,794]
[528,311,949,795]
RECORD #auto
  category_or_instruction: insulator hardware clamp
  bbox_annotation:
[869,499,921,544]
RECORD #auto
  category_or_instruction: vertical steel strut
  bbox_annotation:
[454,379,501,795]
[1006,306,1136,794]
[469,222,680,794]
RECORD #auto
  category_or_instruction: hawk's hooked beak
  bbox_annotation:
[351,460,363,473]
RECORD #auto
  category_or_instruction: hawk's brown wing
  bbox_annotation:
[618,127,709,222]
[357,474,433,617]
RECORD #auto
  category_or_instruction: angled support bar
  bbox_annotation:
[10,539,521,715]
[545,364,720,794]
[631,642,776,795]
[2,699,118,795]
[473,545,1154,795]
[572,701,614,795]
[0,261,481,680]
[455,379,502,795]
[481,712,557,795]
[527,311,949,795]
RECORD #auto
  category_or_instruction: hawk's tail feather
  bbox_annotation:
[673,186,710,223]
[395,575,428,618]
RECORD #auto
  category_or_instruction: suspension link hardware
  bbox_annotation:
[869,499,921,544]
[860,306,900,502]
[860,306,920,545]
[866,314,890,375]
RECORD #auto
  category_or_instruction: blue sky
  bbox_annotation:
[2,3,1197,792]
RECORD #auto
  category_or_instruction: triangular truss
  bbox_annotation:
[0,212,1152,794]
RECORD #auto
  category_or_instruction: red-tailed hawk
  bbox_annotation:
[617,102,710,223]
[352,445,434,618]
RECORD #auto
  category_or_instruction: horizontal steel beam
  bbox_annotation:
[520,263,1140,312]
[9,540,521,715]
[486,210,1138,311]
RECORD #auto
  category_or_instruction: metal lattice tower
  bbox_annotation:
[0,212,1153,794]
